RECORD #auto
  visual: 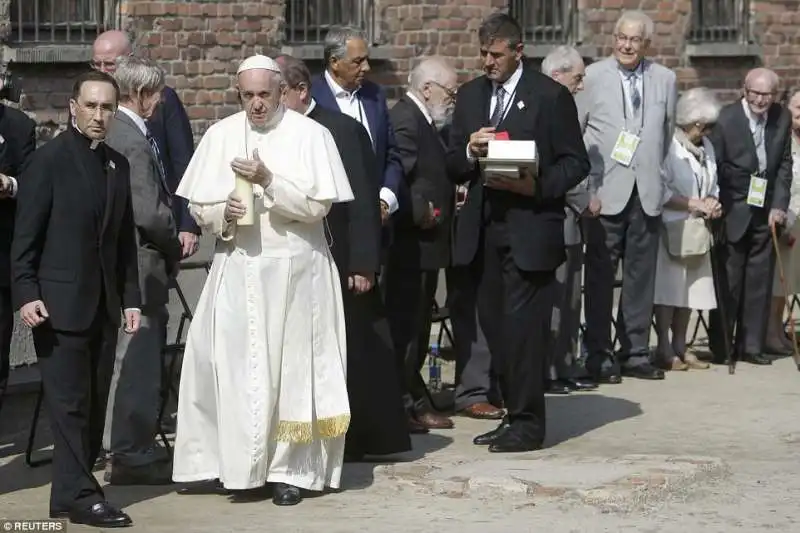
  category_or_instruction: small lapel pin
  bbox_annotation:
[109,160,116,170]
[517,100,525,110]
[0,134,5,144]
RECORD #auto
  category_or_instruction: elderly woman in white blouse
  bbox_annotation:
[653,88,723,371]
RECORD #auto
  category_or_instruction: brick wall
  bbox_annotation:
[6,0,800,138]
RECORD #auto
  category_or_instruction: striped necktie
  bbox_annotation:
[146,130,170,195]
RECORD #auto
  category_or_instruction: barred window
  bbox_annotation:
[688,0,751,43]
[509,0,576,44]
[10,0,105,44]
[285,0,372,45]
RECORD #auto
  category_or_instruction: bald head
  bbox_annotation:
[407,57,458,130]
[743,68,779,117]
[92,30,132,74]
[408,57,457,93]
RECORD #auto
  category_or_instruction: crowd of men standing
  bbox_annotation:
[0,7,798,529]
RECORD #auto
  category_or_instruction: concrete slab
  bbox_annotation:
[377,454,729,512]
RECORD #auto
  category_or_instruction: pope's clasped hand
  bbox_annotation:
[231,148,272,188]
[225,193,247,222]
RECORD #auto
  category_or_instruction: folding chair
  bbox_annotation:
[430,300,454,353]
[687,310,710,346]
[158,260,211,453]
[25,381,51,468]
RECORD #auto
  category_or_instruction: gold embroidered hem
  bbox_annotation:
[275,414,351,443]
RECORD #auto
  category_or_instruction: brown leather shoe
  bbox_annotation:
[416,411,454,429]
[457,402,504,420]
[407,416,429,434]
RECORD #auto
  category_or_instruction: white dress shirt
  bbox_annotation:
[466,62,523,161]
[406,91,432,125]
[741,98,767,173]
[118,104,149,136]
[617,61,644,117]
[323,70,398,214]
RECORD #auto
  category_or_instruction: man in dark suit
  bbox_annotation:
[275,54,412,457]
[541,45,598,394]
[310,25,404,226]
[446,13,590,452]
[103,56,182,486]
[12,70,141,527]
[708,67,793,365]
[0,103,35,412]
[92,29,200,258]
[385,57,458,430]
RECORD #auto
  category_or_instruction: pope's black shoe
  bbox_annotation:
[272,483,302,506]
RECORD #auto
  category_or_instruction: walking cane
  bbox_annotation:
[708,219,737,374]
[769,223,800,371]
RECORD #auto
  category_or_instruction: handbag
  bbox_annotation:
[662,216,712,258]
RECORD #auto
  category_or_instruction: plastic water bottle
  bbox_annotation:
[428,343,442,392]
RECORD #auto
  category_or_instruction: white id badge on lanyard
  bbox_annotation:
[746,175,767,208]
[610,130,641,167]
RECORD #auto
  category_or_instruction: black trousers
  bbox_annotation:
[33,308,117,513]
[584,191,660,365]
[472,221,555,442]
[384,265,439,412]
[709,219,774,356]
[0,287,14,413]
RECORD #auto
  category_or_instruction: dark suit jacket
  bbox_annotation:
[106,111,182,307]
[0,105,36,287]
[146,85,200,234]
[307,103,382,277]
[11,127,141,331]
[709,101,793,243]
[446,66,590,272]
[311,74,403,195]
[388,95,454,270]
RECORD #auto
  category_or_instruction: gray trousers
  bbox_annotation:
[549,244,585,380]
[103,304,169,467]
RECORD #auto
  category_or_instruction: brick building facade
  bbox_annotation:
[0,0,797,141]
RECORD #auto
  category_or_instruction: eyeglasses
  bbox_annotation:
[430,81,457,100]
[614,33,645,46]
[90,60,116,70]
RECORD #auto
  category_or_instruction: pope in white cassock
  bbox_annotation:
[171,55,354,506]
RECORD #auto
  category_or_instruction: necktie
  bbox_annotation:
[146,130,170,194]
[627,72,641,114]
[489,85,505,127]
[753,115,767,172]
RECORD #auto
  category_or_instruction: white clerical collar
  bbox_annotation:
[118,105,149,136]
[325,70,361,102]
[304,98,317,117]
[406,91,432,124]
[494,61,523,97]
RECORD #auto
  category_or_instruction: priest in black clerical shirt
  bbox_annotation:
[11,70,141,528]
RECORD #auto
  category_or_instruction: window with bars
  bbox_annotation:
[509,0,575,44]
[688,0,750,43]
[10,0,105,44]
[285,0,373,45]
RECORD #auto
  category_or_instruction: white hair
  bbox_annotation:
[407,57,456,91]
[615,10,654,41]
[541,46,584,76]
[675,87,721,127]
[113,55,165,101]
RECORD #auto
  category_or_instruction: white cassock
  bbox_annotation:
[172,106,354,491]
